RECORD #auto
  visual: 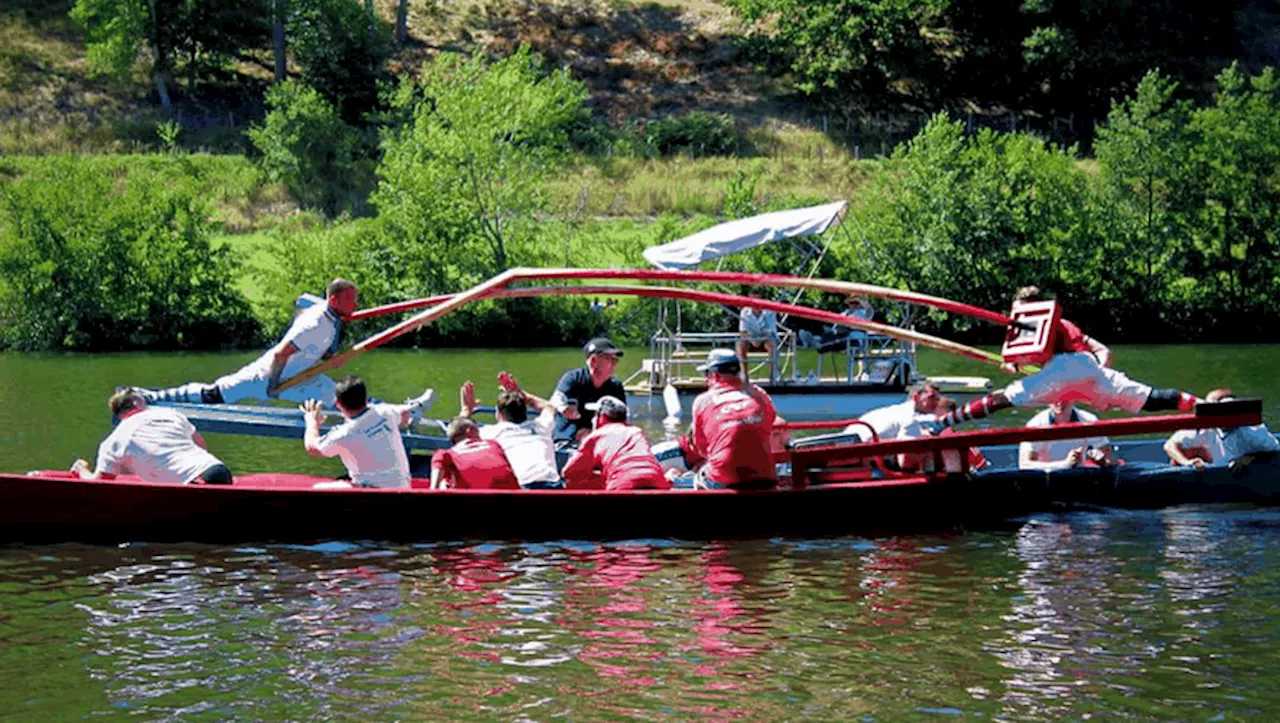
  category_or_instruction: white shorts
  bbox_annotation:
[215,367,337,405]
[1004,352,1151,413]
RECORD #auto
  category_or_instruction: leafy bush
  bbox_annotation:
[643,111,741,157]
[0,159,258,350]
[247,80,371,217]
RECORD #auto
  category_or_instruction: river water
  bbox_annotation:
[1,345,1278,720]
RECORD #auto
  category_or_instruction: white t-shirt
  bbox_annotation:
[1221,424,1280,461]
[1019,407,1110,468]
[95,407,224,483]
[1167,427,1228,464]
[242,303,340,380]
[845,399,918,441]
[739,307,778,340]
[313,404,410,488]
[481,407,559,487]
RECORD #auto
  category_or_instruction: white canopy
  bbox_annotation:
[642,201,848,270]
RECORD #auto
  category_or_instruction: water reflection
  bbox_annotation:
[5,521,1280,720]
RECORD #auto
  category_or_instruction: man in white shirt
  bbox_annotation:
[301,376,434,488]
[72,390,232,484]
[138,278,360,406]
[1019,400,1118,471]
[844,381,942,441]
[1167,388,1279,470]
[460,375,562,489]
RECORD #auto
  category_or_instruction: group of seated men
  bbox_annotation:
[73,335,785,491]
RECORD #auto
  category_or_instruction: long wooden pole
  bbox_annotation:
[346,268,1015,326]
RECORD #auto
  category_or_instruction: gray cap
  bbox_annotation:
[696,348,741,373]
[585,395,629,420]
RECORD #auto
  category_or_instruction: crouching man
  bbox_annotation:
[72,390,232,484]
[561,396,670,490]
[302,375,433,488]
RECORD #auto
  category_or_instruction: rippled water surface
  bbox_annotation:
[5,511,1280,720]
[2,346,1280,718]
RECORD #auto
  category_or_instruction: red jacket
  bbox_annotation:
[562,422,670,490]
[688,378,778,486]
[426,439,518,490]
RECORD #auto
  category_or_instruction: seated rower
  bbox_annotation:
[932,286,1200,431]
[1018,400,1118,471]
[549,338,627,451]
[1165,388,1232,470]
[474,374,564,489]
[1171,388,1280,471]
[301,375,434,488]
[427,415,519,490]
[680,349,779,490]
[71,390,232,484]
[561,396,670,490]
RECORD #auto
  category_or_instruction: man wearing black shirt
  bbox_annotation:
[549,338,628,449]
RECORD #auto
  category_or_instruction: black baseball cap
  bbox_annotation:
[583,338,624,357]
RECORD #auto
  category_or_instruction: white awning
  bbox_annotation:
[641,201,848,270]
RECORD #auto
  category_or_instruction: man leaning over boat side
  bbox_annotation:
[71,390,232,484]
[561,396,671,491]
[1165,388,1280,472]
[679,349,779,490]
[844,380,942,442]
[548,338,628,452]
[1019,400,1118,471]
[428,398,519,490]
[930,285,1202,431]
[135,278,360,407]
[301,375,434,489]
[468,374,564,489]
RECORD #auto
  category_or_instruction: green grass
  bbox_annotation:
[215,231,276,302]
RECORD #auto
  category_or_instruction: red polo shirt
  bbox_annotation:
[688,378,778,486]
[427,439,519,490]
[562,422,670,490]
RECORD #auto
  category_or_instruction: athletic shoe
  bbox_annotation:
[404,388,437,425]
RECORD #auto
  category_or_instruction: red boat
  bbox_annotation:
[5,402,1272,544]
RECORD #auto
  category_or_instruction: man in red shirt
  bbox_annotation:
[680,349,779,490]
[426,416,519,490]
[932,285,1200,430]
[561,396,670,490]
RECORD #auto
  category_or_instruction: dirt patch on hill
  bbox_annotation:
[398,0,788,126]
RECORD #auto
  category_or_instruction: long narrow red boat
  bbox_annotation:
[4,401,1273,544]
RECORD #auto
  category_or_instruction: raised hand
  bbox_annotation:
[497,371,521,393]
[460,381,477,414]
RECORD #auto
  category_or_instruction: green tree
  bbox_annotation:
[1093,71,1193,319]
[288,0,389,122]
[373,46,588,289]
[1181,64,1280,321]
[247,80,369,216]
[835,112,1096,328]
[727,0,950,111]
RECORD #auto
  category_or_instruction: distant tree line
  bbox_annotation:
[727,0,1276,143]
[1,44,1277,349]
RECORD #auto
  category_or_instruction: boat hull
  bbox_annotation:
[3,457,1278,544]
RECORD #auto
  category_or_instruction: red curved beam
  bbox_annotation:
[349,268,1013,326]
[279,277,1007,392]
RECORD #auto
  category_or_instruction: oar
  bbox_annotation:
[276,270,518,393]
